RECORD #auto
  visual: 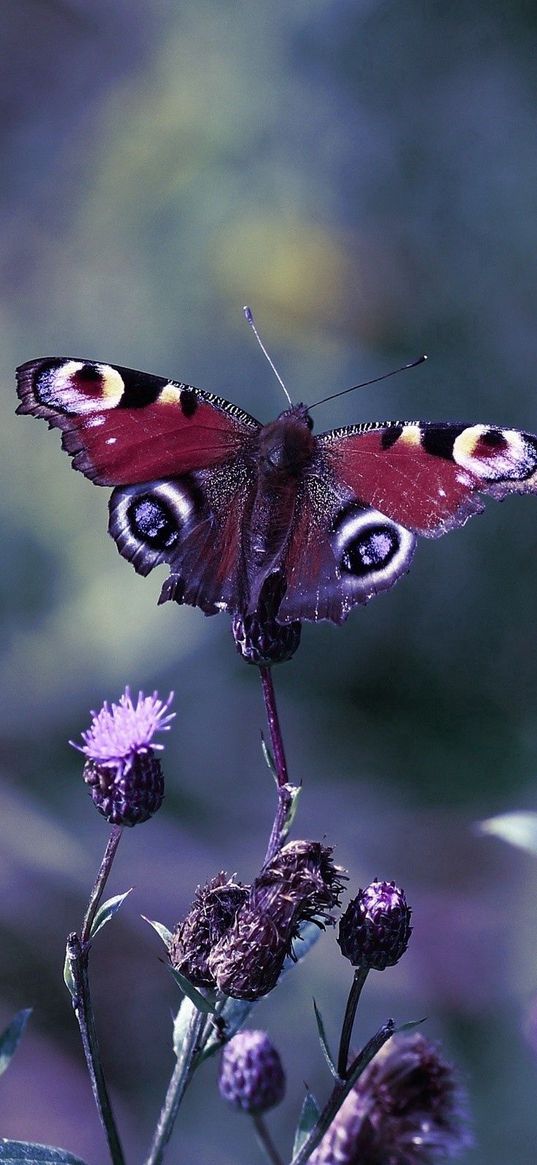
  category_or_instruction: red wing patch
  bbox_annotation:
[318,422,537,536]
[16,358,259,486]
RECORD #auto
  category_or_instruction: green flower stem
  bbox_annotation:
[252,1113,284,1165]
[66,933,126,1165]
[337,965,370,1078]
[144,1005,206,1165]
[259,666,294,864]
[81,824,123,943]
[289,1019,395,1165]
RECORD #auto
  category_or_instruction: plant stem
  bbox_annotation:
[144,1005,206,1165]
[81,824,123,943]
[66,933,126,1165]
[337,965,369,1078]
[288,1020,394,1165]
[252,1113,284,1165]
[259,665,294,864]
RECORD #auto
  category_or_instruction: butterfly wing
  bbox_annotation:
[275,418,537,624]
[16,358,260,485]
[16,358,261,615]
[318,420,537,534]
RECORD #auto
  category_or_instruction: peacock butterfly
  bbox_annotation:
[15,353,537,627]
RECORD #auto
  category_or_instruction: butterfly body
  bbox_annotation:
[16,357,537,627]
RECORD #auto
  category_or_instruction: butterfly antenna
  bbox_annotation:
[309,354,427,410]
[244,306,292,406]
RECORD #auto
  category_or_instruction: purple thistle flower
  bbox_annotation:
[218,1030,286,1113]
[309,1033,471,1165]
[73,687,175,770]
[72,687,174,826]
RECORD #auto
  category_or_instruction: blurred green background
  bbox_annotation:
[2,1,537,1161]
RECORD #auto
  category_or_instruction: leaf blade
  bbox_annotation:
[90,889,133,938]
[0,1011,32,1077]
[0,1142,89,1164]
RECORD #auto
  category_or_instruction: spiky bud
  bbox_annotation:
[309,1033,471,1164]
[338,879,412,970]
[72,688,174,826]
[218,1030,286,1113]
[208,841,346,1000]
[231,574,301,665]
[169,873,249,989]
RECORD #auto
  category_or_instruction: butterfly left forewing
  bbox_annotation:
[16,358,260,486]
[317,420,537,536]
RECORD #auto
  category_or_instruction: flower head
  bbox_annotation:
[169,873,249,989]
[219,1030,286,1113]
[231,574,302,665]
[72,687,174,826]
[208,841,346,1000]
[338,880,412,971]
[74,687,175,769]
[309,1033,471,1165]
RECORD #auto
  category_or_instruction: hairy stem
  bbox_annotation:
[144,1004,206,1165]
[66,933,126,1165]
[259,666,295,864]
[289,1020,394,1165]
[337,965,370,1078]
[81,824,123,943]
[252,1113,284,1165]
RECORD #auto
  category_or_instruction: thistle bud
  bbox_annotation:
[72,688,174,827]
[218,1030,285,1113]
[338,879,412,970]
[169,873,249,989]
[309,1033,471,1165]
[231,574,301,665]
[209,841,345,1000]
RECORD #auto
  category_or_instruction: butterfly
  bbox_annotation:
[15,355,537,627]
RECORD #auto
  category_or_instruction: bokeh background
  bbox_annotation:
[2,1,537,1161]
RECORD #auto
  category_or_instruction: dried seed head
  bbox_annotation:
[218,1030,286,1113]
[338,879,412,970]
[309,1033,471,1164]
[231,574,301,665]
[209,841,346,1000]
[169,873,249,989]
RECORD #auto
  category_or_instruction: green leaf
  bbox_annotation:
[260,734,276,775]
[312,999,338,1079]
[0,1011,32,1077]
[395,1017,427,1034]
[292,1090,320,1156]
[283,785,301,834]
[168,966,216,1014]
[141,916,173,946]
[172,997,197,1057]
[90,889,133,938]
[63,948,76,1001]
[0,1142,89,1164]
[479,811,537,855]
[199,995,254,1062]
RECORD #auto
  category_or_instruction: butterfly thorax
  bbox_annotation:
[257,404,315,479]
